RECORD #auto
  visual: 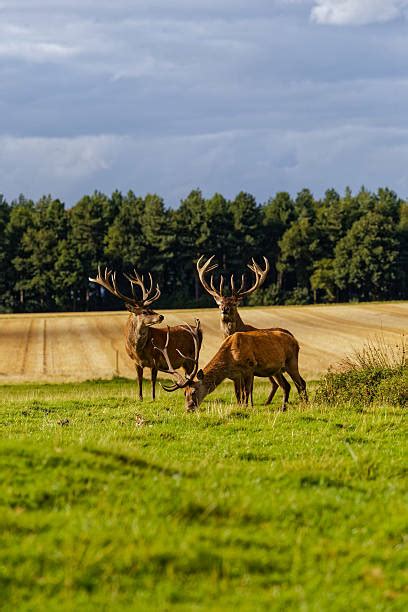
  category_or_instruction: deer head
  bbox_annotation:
[196,255,270,327]
[89,266,163,326]
[151,319,204,411]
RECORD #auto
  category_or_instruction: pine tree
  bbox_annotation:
[68,191,112,309]
[0,195,10,311]
[334,212,399,301]
[262,191,296,283]
[229,192,262,273]
[13,196,67,311]
[6,195,36,310]
[173,189,209,301]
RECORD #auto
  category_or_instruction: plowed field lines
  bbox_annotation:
[0,303,406,383]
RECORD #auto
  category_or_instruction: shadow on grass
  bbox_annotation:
[176,500,265,526]
[84,447,195,479]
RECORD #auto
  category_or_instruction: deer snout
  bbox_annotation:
[158,314,164,322]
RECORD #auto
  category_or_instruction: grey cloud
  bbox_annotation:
[2,124,408,206]
[0,0,408,205]
[311,1,408,25]
[0,134,124,198]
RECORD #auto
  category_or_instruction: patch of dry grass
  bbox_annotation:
[316,335,407,407]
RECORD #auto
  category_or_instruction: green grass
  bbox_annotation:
[0,378,407,611]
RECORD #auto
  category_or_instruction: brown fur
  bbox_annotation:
[89,267,203,401]
[196,253,295,404]
[124,308,203,400]
[184,330,307,412]
[216,295,295,404]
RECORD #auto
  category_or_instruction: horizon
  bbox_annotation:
[2,183,405,210]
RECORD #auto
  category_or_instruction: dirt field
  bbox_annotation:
[0,302,406,383]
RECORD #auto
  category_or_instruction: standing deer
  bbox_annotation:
[89,267,202,401]
[196,255,294,405]
[154,321,308,412]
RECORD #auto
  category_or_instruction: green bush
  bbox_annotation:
[316,335,407,407]
[246,284,283,306]
[284,286,311,305]
[377,370,408,408]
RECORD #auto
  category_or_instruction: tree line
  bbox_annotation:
[0,187,407,313]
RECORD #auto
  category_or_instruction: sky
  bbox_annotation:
[1,0,408,207]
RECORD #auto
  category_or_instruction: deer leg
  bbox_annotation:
[246,375,254,407]
[240,372,253,407]
[299,378,308,403]
[244,374,254,407]
[235,375,248,405]
[274,371,291,412]
[136,365,143,401]
[265,377,279,405]
[151,367,157,400]
[234,379,242,403]
[239,378,245,405]
[286,358,308,403]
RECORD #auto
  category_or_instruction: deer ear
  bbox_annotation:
[197,369,204,380]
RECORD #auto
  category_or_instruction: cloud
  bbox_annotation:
[311,0,408,25]
[2,123,408,206]
[0,1,408,206]
[0,41,79,62]
[0,135,125,200]
[0,21,80,63]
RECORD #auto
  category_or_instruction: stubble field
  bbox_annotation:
[0,301,407,383]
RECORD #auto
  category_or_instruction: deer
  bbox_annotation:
[153,321,308,412]
[196,255,295,405]
[89,267,202,401]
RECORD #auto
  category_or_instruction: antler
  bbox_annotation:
[197,255,270,300]
[89,266,144,307]
[231,256,270,298]
[196,255,225,300]
[151,319,201,392]
[124,269,161,307]
[89,266,161,308]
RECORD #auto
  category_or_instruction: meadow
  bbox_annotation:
[1,377,407,611]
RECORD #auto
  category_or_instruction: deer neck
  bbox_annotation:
[198,346,234,402]
[131,316,150,352]
[220,309,246,337]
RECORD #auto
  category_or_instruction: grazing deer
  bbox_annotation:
[89,267,202,401]
[154,322,308,412]
[197,255,294,405]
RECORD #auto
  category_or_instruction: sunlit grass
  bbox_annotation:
[0,378,407,610]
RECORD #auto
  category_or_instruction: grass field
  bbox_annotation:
[0,301,407,383]
[1,378,407,611]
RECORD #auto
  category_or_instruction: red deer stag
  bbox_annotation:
[154,322,308,412]
[197,255,294,405]
[89,267,202,401]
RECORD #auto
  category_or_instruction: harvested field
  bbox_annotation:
[0,302,406,383]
